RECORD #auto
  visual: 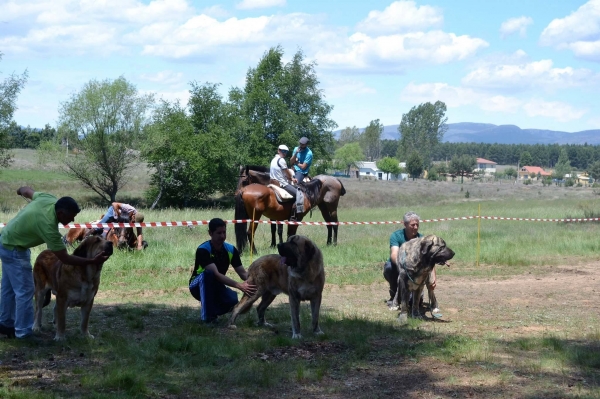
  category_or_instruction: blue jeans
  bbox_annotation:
[94,207,117,234]
[189,269,239,322]
[0,240,34,338]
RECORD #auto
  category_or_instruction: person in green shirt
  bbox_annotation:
[0,186,110,339]
[383,211,437,307]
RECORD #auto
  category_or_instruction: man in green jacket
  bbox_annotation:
[0,186,110,339]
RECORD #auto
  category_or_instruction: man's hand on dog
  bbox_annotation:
[238,281,257,296]
[91,251,111,265]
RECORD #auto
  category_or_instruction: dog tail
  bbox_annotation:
[234,191,249,254]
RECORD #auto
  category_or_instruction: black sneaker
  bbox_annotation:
[0,324,16,338]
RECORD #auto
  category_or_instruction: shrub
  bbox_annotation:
[565,178,575,187]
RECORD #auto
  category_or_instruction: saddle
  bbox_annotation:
[267,184,294,203]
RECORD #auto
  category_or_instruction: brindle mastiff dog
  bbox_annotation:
[227,235,325,339]
[32,236,113,341]
[390,235,454,323]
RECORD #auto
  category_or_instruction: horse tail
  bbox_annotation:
[337,178,347,196]
[234,191,249,253]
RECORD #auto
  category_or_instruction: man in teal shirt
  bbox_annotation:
[0,186,110,339]
[383,211,437,307]
[290,137,313,183]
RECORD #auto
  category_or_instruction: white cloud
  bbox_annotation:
[500,16,533,38]
[202,5,230,19]
[139,71,184,86]
[462,58,600,91]
[356,1,443,34]
[523,99,586,122]
[317,31,488,72]
[236,0,285,10]
[540,0,600,61]
[321,77,376,99]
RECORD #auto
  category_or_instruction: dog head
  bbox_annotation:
[73,235,114,261]
[277,235,317,274]
[420,235,455,265]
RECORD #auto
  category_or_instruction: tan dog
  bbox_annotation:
[32,236,113,340]
[227,235,325,339]
[390,235,454,323]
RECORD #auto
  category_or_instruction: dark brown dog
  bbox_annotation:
[227,235,325,338]
[391,235,454,323]
[32,236,113,340]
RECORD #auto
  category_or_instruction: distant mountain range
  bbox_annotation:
[334,122,600,145]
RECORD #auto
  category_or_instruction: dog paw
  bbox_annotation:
[53,335,66,342]
[431,308,440,314]
[84,333,95,339]
[291,333,303,339]
[388,305,399,311]
[227,324,237,330]
[397,313,408,324]
[32,325,40,333]
[314,329,324,336]
[262,322,275,328]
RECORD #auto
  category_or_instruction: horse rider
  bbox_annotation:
[270,144,298,198]
[290,137,313,183]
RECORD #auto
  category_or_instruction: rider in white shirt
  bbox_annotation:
[270,145,298,198]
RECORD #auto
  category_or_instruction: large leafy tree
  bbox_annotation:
[588,160,600,182]
[361,119,383,161]
[243,46,337,166]
[334,142,364,176]
[58,77,154,202]
[376,156,400,180]
[0,53,28,168]
[553,148,571,180]
[338,126,361,147]
[406,152,424,180]
[397,101,448,167]
[143,83,244,207]
[449,154,476,183]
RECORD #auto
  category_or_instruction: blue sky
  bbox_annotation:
[2,0,600,133]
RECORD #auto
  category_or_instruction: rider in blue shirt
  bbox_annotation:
[290,137,313,183]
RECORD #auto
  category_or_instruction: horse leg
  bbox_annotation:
[270,222,277,248]
[318,203,334,245]
[248,214,262,255]
[270,222,283,247]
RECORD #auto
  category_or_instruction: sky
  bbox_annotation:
[2,0,600,133]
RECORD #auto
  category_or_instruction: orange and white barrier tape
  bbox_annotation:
[1,216,599,229]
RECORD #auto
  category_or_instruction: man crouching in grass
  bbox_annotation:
[188,218,256,324]
[383,211,438,308]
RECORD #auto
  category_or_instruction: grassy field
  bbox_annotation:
[0,149,599,398]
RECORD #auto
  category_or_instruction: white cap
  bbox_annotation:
[278,144,289,151]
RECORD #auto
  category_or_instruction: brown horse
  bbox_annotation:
[234,179,323,254]
[237,165,346,246]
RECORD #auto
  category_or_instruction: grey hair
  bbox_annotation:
[403,211,420,224]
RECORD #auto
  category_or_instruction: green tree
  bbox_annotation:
[334,142,363,176]
[449,154,476,183]
[397,101,448,167]
[406,152,424,180]
[338,126,361,147]
[58,76,154,202]
[143,83,244,208]
[520,151,533,167]
[588,160,600,182]
[376,156,400,180]
[505,167,517,179]
[243,46,336,165]
[361,119,383,161]
[380,139,399,158]
[0,53,28,168]
[553,148,571,180]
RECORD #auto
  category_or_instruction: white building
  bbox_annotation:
[356,161,408,181]
[475,158,497,175]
